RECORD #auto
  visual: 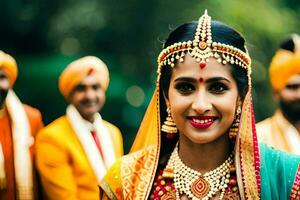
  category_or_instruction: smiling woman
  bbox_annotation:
[101,11,300,200]
[168,56,238,146]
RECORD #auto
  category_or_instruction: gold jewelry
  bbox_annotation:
[165,143,233,200]
[229,104,241,141]
[161,107,177,138]
[156,10,251,85]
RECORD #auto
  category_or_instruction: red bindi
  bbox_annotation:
[199,77,204,82]
[199,61,207,69]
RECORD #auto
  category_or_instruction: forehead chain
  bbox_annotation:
[156,10,251,85]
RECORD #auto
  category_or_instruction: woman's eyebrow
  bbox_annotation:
[174,76,231,84]
[205,77,231,83]
[174,77,197,83]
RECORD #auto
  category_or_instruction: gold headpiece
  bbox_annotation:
[156,10,251,84]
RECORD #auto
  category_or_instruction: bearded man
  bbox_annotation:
[257,34,300,155]
[0,50,43,200]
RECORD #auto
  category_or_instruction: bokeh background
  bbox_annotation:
[1,0,299,152]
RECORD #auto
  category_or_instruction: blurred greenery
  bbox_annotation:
[1,0,299,152]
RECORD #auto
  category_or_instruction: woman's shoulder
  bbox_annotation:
[105,145,156,175]
[122,145,157,165]
[101,145,157,199]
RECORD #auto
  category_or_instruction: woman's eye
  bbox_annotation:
[175,82,195,94]
[209,82,228,94]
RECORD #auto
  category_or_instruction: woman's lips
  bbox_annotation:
[188,116,216,129]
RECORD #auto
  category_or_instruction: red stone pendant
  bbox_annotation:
[199,61,207,69]
[191,176,210,198]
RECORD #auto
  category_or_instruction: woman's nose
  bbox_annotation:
[191,90,212,114]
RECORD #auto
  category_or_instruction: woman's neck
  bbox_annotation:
[178,134,233,174]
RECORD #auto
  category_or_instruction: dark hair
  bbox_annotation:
[160,20,249,100]
[157,21,249,168]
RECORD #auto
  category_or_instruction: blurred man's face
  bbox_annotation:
[277,74,300,122]
[68,74,105,122]
[0,70,10,109]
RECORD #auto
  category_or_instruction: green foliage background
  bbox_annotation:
[1,0,299,152]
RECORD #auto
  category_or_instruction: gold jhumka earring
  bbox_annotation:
[161,107,177,139]
[229,103,242,142]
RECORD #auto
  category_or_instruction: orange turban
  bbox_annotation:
[269,34,300,91]
[0,51,18,87]
[59,56,109,99]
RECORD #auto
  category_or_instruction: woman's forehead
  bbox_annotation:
[171,55,234,80]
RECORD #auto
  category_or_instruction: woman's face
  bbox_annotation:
[167,54,239,144]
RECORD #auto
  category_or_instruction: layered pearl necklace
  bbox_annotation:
[165,143,233,200]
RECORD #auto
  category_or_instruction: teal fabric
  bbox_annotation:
[260,143,300,199]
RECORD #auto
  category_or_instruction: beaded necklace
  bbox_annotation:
[162,143,233,200]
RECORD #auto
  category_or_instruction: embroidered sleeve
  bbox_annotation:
[290,164,300,200]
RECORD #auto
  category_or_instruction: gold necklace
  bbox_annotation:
[165,143,233,200]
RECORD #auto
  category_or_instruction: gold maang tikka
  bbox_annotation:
[156,10,251,85]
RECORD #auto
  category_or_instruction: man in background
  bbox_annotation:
[257,34,300,155]
[0,50,44,200]
[36,56,123,199]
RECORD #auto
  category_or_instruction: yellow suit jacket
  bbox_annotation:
[35,116,123,200]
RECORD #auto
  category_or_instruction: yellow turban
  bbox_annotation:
[59,56,109,99]
[270,34,300,91]
[0,51,18,87]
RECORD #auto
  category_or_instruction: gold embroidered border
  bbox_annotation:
[121,145,157,199]
[290,164,300,200]
[238,92,260,199]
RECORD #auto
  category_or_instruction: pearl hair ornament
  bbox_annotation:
[156,10,251,85]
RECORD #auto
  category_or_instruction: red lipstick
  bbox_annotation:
[188,116,216,129]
